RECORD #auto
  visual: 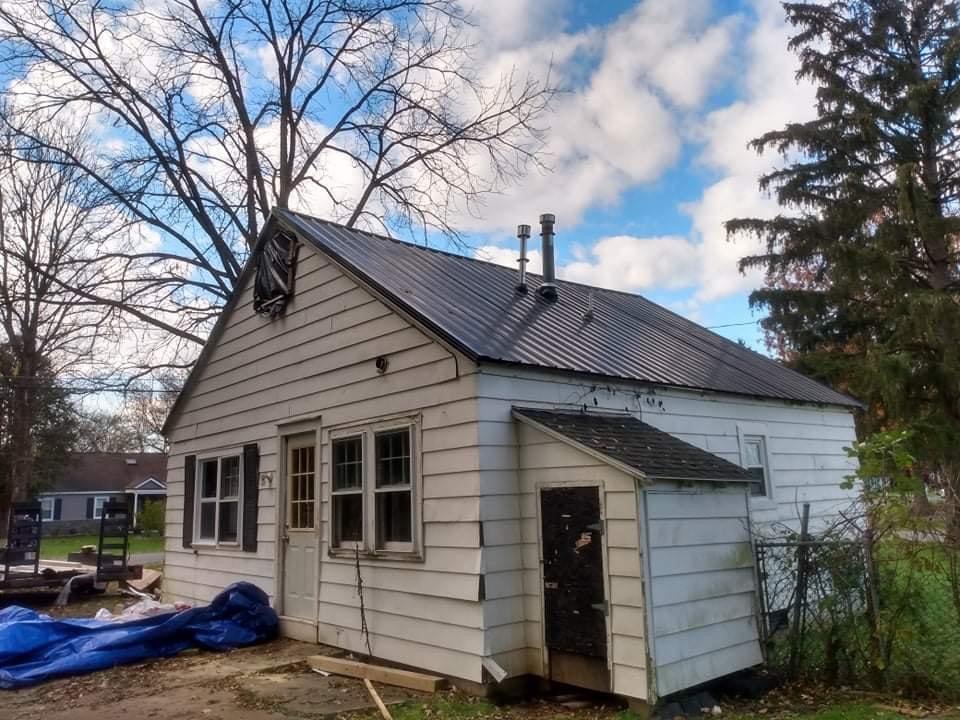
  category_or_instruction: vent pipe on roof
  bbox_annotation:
[539,213,558,301]
[516,224,531,293]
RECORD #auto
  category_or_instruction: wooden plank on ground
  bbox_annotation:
[364,679,394,720]
[307,655,446,693]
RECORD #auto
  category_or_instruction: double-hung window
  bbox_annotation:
[330,421,418,556]
[196,454,241,544]
[93,496,110,519]
[40,497,55,522]
[741,435,770,498]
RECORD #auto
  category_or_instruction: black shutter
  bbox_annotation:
[86,497,94,519]
[183,455,196,548]
[54,498,62,521]
[242,444,260,552]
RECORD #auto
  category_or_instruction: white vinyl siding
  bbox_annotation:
[644,484,763,697]
[473,365,858,699]
[165,245,486,682]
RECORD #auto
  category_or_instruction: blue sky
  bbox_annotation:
[446,0,818,353]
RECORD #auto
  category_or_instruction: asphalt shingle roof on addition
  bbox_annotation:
[276,210,858,408]
[513,408,753,483]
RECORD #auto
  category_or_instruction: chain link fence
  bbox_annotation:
[754,501,960,699]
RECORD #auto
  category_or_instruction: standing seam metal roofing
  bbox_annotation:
[276,209,859,408]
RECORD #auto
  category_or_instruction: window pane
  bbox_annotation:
[376,490,412,546]
[748,467,766,496]
[333,494,363,544]
[201,460,218,498]
[743,438,763,467]
[218,500,238,542]
[221,456,240,498]
[299,502,315,529]
[376,430,410,487]
[333,437,363,490]
[199,502,216,539]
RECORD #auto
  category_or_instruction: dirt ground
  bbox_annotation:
[2,593,958,720]
[0,637,426,720]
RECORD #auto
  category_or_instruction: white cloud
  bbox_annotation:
[682,0,817,305]
[468,1,814,312]
[561,235,699,290]
[475,233,699,293]
[474,244,543,275]
[458,0,739,234]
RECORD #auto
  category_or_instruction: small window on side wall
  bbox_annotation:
[40,497,55,522]
[742,435,769,498]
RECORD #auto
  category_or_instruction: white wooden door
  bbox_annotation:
[282,434,319,624]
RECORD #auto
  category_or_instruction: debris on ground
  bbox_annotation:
[125,567,162,594]
[0,581,276,688]
[307,654,445,692]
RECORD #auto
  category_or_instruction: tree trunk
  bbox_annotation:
[1,350,37,541]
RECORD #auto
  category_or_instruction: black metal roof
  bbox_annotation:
[513,408,753,482]
[275,209,859,408]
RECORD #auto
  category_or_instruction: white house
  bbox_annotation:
[161,210,860,705]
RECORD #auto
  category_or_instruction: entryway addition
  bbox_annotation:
[540,485,610,692]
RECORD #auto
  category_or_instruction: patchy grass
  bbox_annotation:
[349,692,960,720]
[728,703,938,720]
[389,696,498,720]
[40,534,164,560]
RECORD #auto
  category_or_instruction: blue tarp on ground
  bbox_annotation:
[0,581,278,689]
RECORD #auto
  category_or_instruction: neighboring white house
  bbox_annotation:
[162,210,860,705]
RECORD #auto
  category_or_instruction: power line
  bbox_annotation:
[707,318,767,329]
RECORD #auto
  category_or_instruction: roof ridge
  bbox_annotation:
[280,210,816,392]
[279,209,676,303]
[271,209,859,408]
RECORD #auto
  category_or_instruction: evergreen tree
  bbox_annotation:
[728,1,960,525]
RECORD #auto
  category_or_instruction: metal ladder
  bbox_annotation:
[96,500,131,582]
[3,502,42,581]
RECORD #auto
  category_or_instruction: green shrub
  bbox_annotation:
[136,500,165,535]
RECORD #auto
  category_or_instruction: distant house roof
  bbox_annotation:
[512,408,753,483]
[275,210,858,408]
[44,453,168,494]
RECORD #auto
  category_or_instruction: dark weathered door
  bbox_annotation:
[540,486,609,690]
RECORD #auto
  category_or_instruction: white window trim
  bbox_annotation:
[93,495,111,520]
[193,451,243,548]
[328,416,422,560]
[40,497,55,522]
[737,424,776,506]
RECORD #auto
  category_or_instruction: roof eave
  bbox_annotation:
[480,358,862,411]
[511,408,649,483]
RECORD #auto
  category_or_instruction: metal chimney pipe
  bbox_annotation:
[538,213,558,301]
[516,224,531,293]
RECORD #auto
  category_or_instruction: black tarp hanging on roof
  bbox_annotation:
[253,231,299,317]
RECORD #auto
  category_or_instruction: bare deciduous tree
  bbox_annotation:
[0,0,553,348]
[0,116,116,526]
